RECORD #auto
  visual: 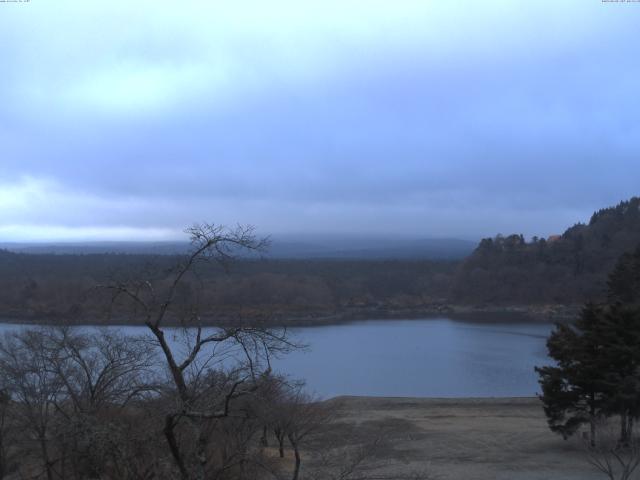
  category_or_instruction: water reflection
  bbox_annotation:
[273,319,553,398]
[0,318,553,398]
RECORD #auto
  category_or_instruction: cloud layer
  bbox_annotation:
[1,1,638,241]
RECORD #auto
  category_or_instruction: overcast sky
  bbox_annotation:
[1,1,638,242]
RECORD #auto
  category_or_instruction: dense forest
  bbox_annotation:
[0,252,456,324]
[0,197,639,325]
[453,197,640,305]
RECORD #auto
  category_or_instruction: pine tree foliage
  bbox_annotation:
[536,303,608,441]
[537,246,640,445]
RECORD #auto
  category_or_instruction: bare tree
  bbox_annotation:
[45,327,159,479]
[44,327,157,414]
[0,329,65,480]
[0,326,164,480]
[102,223,298,480]
[0,388,14,479]
[259,381,331,480]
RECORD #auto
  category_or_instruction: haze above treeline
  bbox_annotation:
[1,196,638,325]
[0,236,476,260]
[0,197,629,261]
[0,202,623,261]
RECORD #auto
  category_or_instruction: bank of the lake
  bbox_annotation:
[0,303,580,328]
[316,396,599,480]
[271,302,580,326]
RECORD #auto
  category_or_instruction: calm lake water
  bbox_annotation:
[0,318,553,398]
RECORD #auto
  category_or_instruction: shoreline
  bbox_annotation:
[0,303,579,328]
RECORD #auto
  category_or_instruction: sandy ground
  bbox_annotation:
[309,396,604,480]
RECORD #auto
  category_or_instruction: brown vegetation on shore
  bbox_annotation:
[325,396,601,480]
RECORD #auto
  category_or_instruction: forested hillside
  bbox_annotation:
[452,197,640,304]
[1,197,639,324]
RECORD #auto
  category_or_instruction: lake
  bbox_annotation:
[0,318,553,398]
[276,318,553,398]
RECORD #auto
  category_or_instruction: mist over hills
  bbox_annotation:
[0,236,477,260]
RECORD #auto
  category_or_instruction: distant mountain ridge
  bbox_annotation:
[0,236,476,260]
[453,197,640,304]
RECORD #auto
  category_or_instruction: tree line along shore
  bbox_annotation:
[0,197,638,327]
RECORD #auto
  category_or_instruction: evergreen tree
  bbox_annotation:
[537,245,640,446]
[536,303,608,445]
[602,246,640,444]
[607,245,640,306]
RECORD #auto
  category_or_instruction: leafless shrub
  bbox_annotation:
[0,328,65,480]
[585,418,640,480]
[274,385,332,480]
[0,327,163,479]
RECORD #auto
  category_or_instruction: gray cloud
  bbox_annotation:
[0,1,638,241]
